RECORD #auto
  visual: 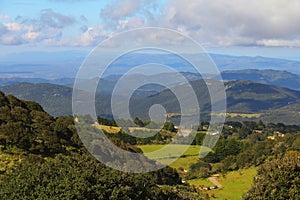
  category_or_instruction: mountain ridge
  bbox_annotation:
[2,80,300,124]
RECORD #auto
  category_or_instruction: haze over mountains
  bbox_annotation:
[1,52,300,78]
[2,76,300,124]
[2,52,300,124]
[1,68,300,91]
[221,69,300,91]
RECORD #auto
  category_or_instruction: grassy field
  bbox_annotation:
[227,113,262,118]
[93,123,121,134]
[138,144,211,169]
[212,113,262,118]
[93,124,160,134]
[188,167,257,200]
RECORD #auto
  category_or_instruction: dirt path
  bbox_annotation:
[208,174,223,188]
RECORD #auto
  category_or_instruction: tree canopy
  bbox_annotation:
[244,151,300,200]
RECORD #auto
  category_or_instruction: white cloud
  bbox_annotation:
[159,0,300,47]
[100,0,159,29]
[0,9,75,46]
[57,24,108,46]
[256,39,300,47]
[2,0,300,47]
[101,0,141,21]
[96,0,300,47]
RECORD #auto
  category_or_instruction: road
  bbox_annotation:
[208,174,223,188]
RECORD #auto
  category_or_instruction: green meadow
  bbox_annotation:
[188,167,257,200]
[138,144,210,169]
[139,144,257,200]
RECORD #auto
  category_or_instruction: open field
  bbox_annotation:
[93,124,160,134]
[188,167,257,200]
[93,123,121,133]
[227,113,262,118]
[138,144,211,169]
[212,113,262,118]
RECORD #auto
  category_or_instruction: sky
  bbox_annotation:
[0,0,300,60]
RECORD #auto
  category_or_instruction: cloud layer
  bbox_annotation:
[1,0,300,47]
[0,9,76,45]
[162,0,300,46]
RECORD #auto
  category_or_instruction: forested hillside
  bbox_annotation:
[0,91,201,200]
[3,80,300,124]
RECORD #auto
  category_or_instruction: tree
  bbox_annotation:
[244,151,300,200]
[237,125,252,139]
[203,139,242,163]
[134,117,146,127]
[163,121,176,132]
[291,134,300,151]
[0,154,196,200]
[186,161,211,179]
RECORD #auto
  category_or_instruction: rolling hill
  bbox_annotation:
[0,77,76,86]
[2,68,300,93]
[2,80,300,124]
[132,79,300,114]
[0,82,73,117]
[221,69,300,90]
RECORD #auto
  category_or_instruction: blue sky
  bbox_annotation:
[0,0,300,60]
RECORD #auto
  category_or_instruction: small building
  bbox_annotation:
[210,132,220,136]
[267,136,276,140]
[275,131,285,137]
[253,130,263,134]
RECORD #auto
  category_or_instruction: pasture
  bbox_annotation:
[188,167,257,200]
[138,144,211,169]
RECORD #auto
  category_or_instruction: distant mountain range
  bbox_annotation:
[209,54,300,74]
[1,52,300,78]
[1,69,300,92]
[1,79,300,124]
[221,69,300,91]
[0,83,74,117]
[130,79,300,119]
[0,77,76,87]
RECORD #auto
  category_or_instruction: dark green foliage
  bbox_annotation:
[4,80,300,124]
[155,166,181,185]
[0,92,201,200]
[0,154,186,200]
[0,91,9,107]
[0,92,79,155]
[292,134,300,151]
[106,130,137,145]
[237,125,252,139]
[192,133,205,145]
[163,121,176,132]
[186,161,212,179]
[97,116,117,126]
[105,129,175,145]
[133,117,150,127]
[203,139,242,163]
[244,151,300,200]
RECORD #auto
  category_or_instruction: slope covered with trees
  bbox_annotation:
[0,91,201,200]
[3,80,300,125]
[244,151,300,200]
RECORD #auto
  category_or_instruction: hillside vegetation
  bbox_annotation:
[0,91,202,200]
[3,79,300,124]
